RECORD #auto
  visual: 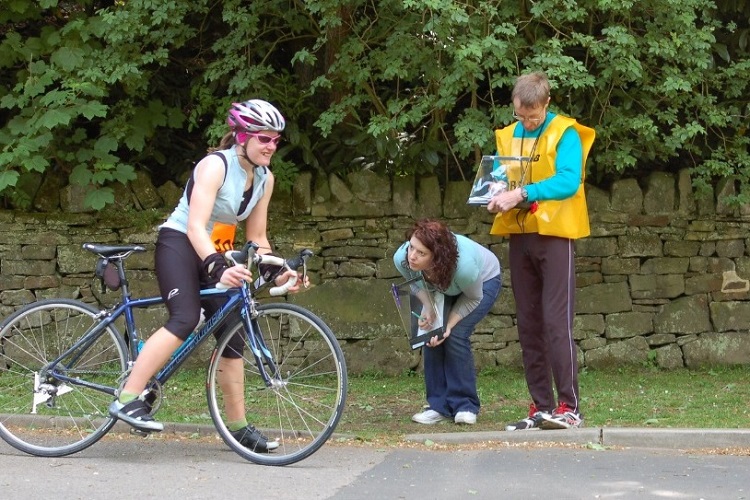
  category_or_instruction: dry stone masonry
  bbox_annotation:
[1,168,749,375]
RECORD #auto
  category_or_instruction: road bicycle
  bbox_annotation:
[0,241,347,466]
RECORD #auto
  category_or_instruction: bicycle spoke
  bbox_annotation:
[206,303,347,466]
[0,300,127,457]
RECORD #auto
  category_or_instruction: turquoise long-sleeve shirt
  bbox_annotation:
[506,111,584,203]
[393,234,500,320]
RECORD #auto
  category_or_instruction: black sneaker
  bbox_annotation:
[109,399,164,432]
[231,425,279,453]
[505,403,550,431]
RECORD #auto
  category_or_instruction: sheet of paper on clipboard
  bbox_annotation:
[466,155,530,206]
[390,276,445,350]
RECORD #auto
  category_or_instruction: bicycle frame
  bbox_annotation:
[1,241,344,465]
[45,281,279,398]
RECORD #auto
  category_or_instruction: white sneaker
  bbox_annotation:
[454,411,477,425]
[412,409,448,425]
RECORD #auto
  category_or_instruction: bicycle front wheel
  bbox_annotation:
[207,303,347,466]
[0,299,128,457]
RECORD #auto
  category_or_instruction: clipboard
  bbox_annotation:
[466,155,530,206]
[390,276,445,349]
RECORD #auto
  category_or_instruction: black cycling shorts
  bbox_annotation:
[155,228,244,358]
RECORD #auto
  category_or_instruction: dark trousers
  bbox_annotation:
[425,275,502,417]
[509,233,580,413]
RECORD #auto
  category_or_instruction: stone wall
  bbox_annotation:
[1,168,749,375]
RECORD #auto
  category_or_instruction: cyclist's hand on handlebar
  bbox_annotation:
[274,269,309,294]
[219,264,253,288]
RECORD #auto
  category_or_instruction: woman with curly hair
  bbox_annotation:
[393,218,502,425]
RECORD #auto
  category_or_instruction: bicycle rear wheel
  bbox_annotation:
[206,302,347,466]
[0,299,128,457]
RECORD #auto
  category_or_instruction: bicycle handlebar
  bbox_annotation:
[219,242,313,296]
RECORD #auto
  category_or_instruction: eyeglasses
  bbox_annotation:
[248,133,282,145]
[512,111,546,124]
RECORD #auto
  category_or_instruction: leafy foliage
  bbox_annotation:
[0,0,748,209]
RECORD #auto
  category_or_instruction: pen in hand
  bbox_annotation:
[411,311,424,321]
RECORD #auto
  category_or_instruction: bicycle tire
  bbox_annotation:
[0,298,128,457]
[206,302,347,466]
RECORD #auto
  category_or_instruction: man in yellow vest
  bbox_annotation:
[487,71,595,431]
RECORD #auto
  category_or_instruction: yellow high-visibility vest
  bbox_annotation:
[490,116,595,239]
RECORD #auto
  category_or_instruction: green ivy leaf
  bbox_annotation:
[115,163,137,182]
[78,102,108,120]
[38,108,73,129]
[70,164,93,186]
[0,170,20,191]
[50,46,84,71]
[84,186,114,210]
[26,155,49,173]
[586,442,608,451]
[94,135,118,154]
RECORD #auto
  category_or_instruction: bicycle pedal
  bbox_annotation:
[129,428,152,438]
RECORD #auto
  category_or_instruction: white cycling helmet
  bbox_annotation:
[227,99,285,132]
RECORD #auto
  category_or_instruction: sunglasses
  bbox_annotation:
[248,133,282,145]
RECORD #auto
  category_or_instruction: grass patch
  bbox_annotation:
[154,365,750,442]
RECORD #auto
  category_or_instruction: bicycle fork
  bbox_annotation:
[243,310,285,390]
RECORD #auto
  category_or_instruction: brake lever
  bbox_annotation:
[224,241,258,267]
[285,249,312,289]
[299,249,312,289]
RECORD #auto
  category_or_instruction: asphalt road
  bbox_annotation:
[1,430,748,500]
